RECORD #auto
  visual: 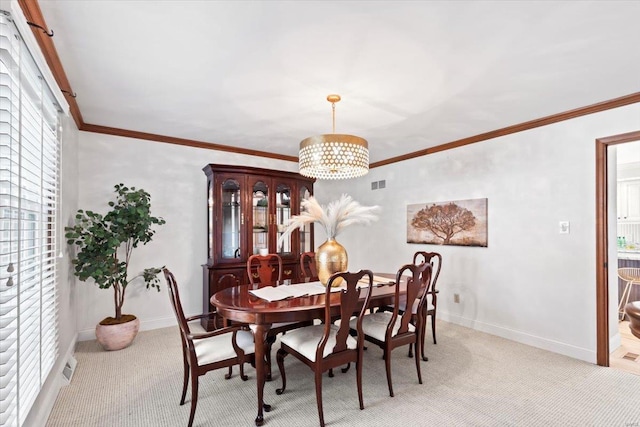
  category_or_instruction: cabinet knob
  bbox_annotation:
[284,269,292,276]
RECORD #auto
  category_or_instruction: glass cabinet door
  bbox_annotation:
[276,182,292,256]
[221,178,242,260]
[299,185,313,253]
[251,180,269,255]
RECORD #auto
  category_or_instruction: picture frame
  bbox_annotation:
[407,198,488,247]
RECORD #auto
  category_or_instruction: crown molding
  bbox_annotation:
[80,123,299,162]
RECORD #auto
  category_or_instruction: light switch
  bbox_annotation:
[559,221,570,234]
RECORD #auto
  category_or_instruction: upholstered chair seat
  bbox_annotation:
[280,324,357,362]
[397,294,435,315]
[194,330,255,366]
[350,312,415,342]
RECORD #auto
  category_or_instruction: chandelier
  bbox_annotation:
[298,94,369,180]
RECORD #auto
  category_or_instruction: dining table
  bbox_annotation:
[210,273,404,426]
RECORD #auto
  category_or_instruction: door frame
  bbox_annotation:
[595,130,640,366]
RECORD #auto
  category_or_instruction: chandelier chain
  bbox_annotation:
[331,101,336,133]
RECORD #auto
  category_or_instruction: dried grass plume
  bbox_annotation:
[278,194,380,247]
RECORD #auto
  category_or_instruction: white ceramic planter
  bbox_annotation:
[95,316,140,351]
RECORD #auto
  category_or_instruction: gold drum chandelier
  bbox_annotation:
[299,94,369,180]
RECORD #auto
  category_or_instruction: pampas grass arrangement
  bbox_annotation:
[277,194,380,247]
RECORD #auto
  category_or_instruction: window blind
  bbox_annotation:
[0,10,61,427]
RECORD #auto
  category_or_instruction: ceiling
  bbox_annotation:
[36,1,640,164]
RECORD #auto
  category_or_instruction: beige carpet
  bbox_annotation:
[47,321,640,427]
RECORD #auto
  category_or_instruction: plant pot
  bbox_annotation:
[95,314,140,351]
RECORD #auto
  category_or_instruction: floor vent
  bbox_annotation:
[622,352,639,361]
[61,355,78,385]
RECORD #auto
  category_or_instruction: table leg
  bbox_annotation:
[253,323,272,426]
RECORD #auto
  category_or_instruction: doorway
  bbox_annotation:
[595,130,640,367]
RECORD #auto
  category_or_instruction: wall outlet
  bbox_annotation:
[559,221,570,234]
[453,293,460,303]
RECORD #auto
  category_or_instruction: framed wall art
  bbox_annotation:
[407,198,488,247]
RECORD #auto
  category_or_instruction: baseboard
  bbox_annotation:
[77,315,176,341]
[609,330,622,352]
[24,333,78,427]
[439,311,596,364]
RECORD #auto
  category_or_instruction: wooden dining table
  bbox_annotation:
[210,274,403,426]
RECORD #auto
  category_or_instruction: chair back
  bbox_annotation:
[619,268,640,284]
[300,251,319,282]
[317,270,374,361]
[390,263,432,336]
[247,253,283,286]
[217,273,240,290]
[164,268,192,341]
[413,251,442,292]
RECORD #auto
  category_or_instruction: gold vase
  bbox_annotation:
[315,238,348,287]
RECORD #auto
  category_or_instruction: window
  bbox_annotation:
[0,10,62,427]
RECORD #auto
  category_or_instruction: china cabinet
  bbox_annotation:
[202,164,314,329]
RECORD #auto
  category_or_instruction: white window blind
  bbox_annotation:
[0,10,61,427]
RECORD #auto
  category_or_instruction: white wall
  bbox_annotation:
[315,103,640,363]
[618,141,640,165]
[74,132,298,339]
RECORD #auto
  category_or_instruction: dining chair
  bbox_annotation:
[216,273,241,328]
[247,253,310,380]
[247,253,284,287]
[300,251,319,282]
[163,268,255,427]
[410,251,442,357]
[275,270,374,427]
[351,262,432,397]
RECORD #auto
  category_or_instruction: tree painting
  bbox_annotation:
[407,198,487,247]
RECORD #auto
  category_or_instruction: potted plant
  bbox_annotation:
[65,183,166,350]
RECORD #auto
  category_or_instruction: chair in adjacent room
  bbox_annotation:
[163,268,255,427]
[618,267,640,320]
[352,262,432,397]
[275,270,374,427]
[247,253,309,380]
[300,251,319,282]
